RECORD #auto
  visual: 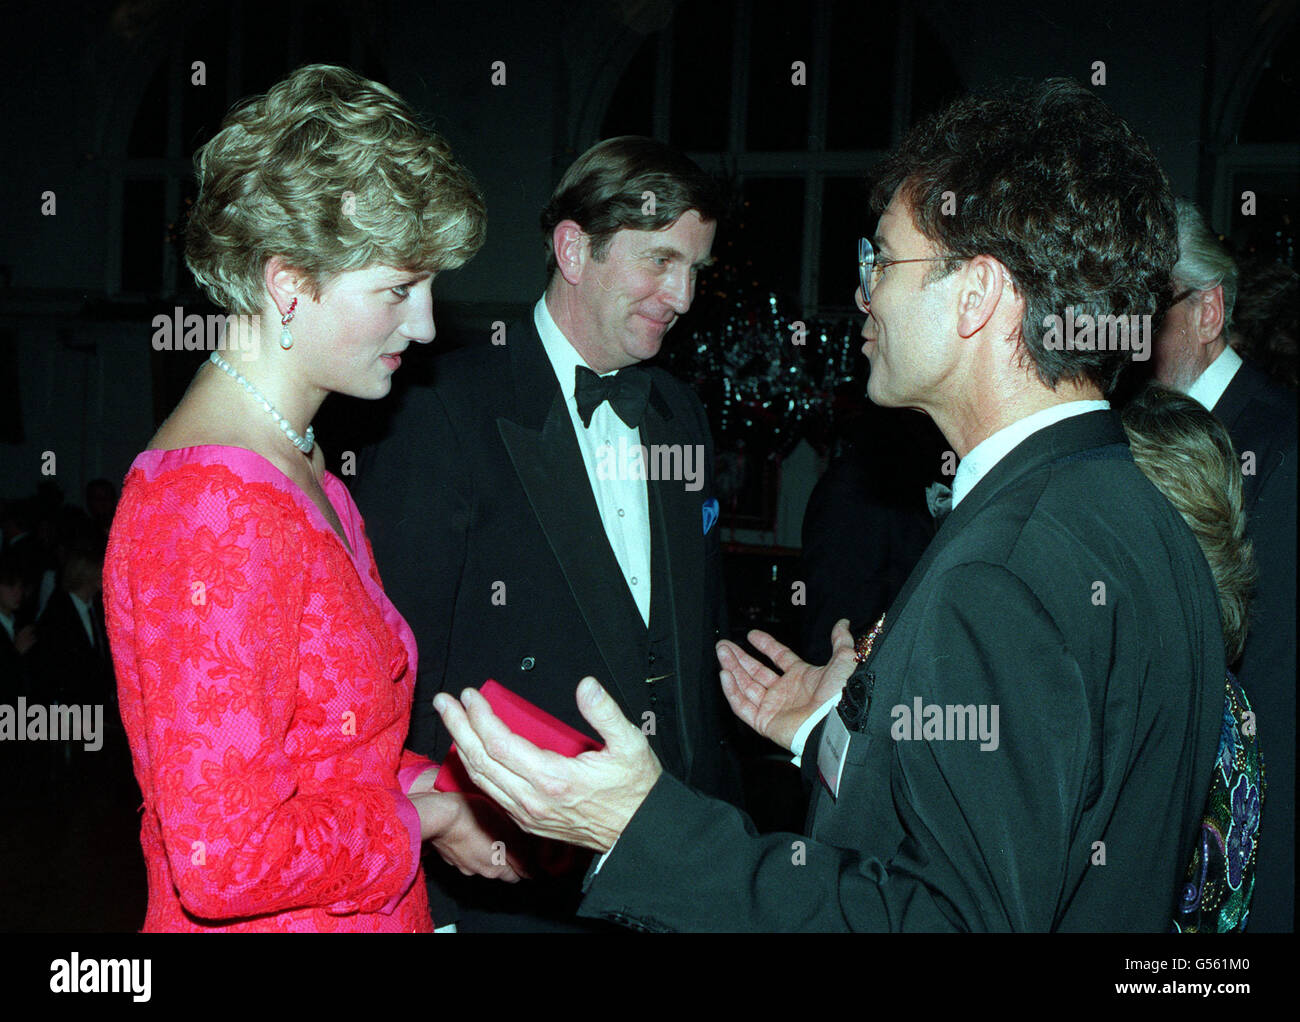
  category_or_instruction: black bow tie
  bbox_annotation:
[574,365,652,429]
[925,481,953,522]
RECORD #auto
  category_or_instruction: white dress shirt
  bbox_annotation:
[534,297,652,626]
[789,399,1111,766]
[37,570,55,618]
[67,590,96,648]
[1186,344,1243,412]
[950,399,1111,509]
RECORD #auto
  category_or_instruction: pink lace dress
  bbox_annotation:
[104,445,436,931]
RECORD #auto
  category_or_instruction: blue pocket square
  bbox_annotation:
[702,497,719,535]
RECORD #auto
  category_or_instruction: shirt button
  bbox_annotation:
[617,508,625,517]
[520,656,535,671]
[631,577,638,585]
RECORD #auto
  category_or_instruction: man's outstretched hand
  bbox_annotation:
[717,618,857,750]
[433,677,662,853]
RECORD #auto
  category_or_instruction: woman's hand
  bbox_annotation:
[404,765,440,796]
[717,618,857,750]
[409,790,529,882]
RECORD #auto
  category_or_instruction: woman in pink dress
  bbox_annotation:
[104,64,519,931]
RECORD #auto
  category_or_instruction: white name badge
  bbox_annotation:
[817,708,852,799]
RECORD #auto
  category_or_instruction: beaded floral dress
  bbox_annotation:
[104,445,435,931]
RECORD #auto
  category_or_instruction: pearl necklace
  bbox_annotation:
[208,352,315,454]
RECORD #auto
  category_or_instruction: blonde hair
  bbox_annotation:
[185,64,485,314]
[1122,385,1256,663]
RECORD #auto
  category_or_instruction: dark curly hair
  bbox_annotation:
[870,78,1178,395]
[540,136,727,280]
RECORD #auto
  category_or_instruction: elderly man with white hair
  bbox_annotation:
[1152,198,1297,933]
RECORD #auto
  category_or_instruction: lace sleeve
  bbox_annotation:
[107,463,420,920]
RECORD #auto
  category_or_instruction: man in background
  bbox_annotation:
[1151,200,1297,932]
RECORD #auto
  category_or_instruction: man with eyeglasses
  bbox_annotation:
[433,79,1225,931]
[1150,198,1297,933]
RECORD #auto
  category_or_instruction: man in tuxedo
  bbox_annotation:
[0,550,36,692]
[1151,200,1297,932]
[434,80,1225,931]
[30,514,113,708]
[356,136,743,931]
[0,498,46,622]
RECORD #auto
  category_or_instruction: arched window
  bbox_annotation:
[598,0,962,317]
[112,0,389,301]
[1215,18,1298,264]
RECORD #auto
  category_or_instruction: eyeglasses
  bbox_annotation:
[858,236,954,306]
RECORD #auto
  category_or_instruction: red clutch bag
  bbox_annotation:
[433,680,604,794]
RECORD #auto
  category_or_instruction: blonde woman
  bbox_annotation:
[104,64,519,932]
[1122,384,1262,932]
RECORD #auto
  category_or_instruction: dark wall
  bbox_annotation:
[1,0,1294,505]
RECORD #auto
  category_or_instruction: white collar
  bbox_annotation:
[952,400,1111,509]
[1186,344,1243,411]
[534,296,615,400]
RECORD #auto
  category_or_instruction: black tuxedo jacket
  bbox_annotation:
[0,609,34,695]
[1213,359,1297,932]
[31,590,113,704]
[356,318,743,926]
[579,410,1224,931]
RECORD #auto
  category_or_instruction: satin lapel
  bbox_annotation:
[639,389,700,770]
[860,410,1127,668]
[497,390,644,716]
[856,489,966,670]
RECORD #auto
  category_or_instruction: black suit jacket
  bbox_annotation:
[30,590,113,704]
[356,317,743,927]
[1213,359,1298,932]
[579,410,1224,931]
[0,609,34,695]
